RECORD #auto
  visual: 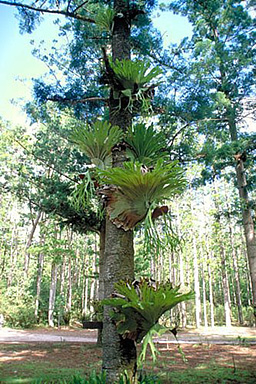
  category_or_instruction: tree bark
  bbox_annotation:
[102,1,137,381]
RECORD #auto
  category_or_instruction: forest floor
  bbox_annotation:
[0,326,256,383]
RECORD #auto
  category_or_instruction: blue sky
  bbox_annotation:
[0,4,192,125]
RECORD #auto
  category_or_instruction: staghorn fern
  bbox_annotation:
[95,7,115,32]
[111,59,162,90]
[70,120,123,169]
[125,123,168,166]
[109,59,162,113]
[98,160,186,230]
[102,279,194,344]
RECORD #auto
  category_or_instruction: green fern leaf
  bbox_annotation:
[102,279,194,343]
[111,59,162,90]
[98,160,186,230]
[95,8,115,32]
[70,120,123,169]
[125,123,168,165]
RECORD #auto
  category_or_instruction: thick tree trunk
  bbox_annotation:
[103,223,136,382]
[102,1,137,381]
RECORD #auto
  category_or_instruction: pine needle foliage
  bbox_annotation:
[125,123,168,166]
[70,120,123,169]
[102,279,194,343]
[98,160,186,230]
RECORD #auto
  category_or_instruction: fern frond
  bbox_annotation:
[70,120,123,169]
[102,279,194,343]
[98,160,186,230]
[111,60,162,89]
[95,7,115,32]
[125,123,168,166]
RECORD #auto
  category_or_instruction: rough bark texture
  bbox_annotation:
[102,1,137,382]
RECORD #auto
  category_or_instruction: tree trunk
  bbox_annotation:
[89,237,98,313]
[7,225,17,287]
[193,234,201,328]
[102,1,137,380]
[223,98,256,320]
[234,155,256,320]
[82,268,89,318]
[220,245,232,328]
[34,231,45,321]
[67,255,72,313]
[48,262,58,327]
[229,222,243,325]
[103,222,136,382]
[207,251,215,328]
[24,210,42,279]
[201,263,208,328]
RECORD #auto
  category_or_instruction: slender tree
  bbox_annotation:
[167,0,256,319]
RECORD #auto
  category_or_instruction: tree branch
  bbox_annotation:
[0,0,96,23]
[168,123,190,147]
[47,95,109,105]
[14,138,78,184]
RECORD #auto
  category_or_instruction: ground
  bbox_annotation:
[0,326,256,383]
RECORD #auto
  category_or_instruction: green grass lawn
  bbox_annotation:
[1,342,256,384]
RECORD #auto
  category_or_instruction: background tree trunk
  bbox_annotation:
[48,262,58,327]
[193,233,201,328]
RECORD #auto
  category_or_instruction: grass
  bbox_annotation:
[1,342,256,384]
[161,366,256,384]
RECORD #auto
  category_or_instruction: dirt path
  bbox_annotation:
[0,326,255,344]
